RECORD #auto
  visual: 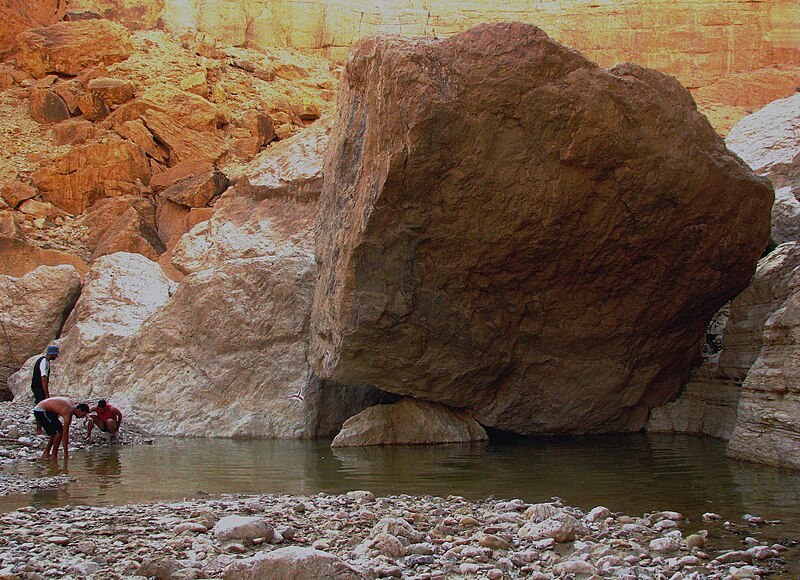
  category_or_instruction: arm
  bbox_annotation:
[62,413,72,457]
[113,408,123,426]
[41,375,50,399]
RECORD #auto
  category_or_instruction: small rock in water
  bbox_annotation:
[743,514,766,525]
[703,512,722,521]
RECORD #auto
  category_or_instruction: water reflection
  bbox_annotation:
[1,434,797,539]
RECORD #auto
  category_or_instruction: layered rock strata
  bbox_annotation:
[310,23,773,435]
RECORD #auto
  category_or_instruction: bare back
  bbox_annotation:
[36,397,76,418]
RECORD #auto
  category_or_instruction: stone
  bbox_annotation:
[519,512,586,543]
[587,506,611,523]
[116,119,169,162]
[150,161,215,191]
[91,207,166,261]
[0,0,64,60]
[213,516,273,542]
[77,92,110,121]
[180,71,208,97]
[235,110,276,147]
[66,0,163,30]
[727,264,800,469]
[52,119,98,146]
[726,93,800,246]
[162,171,228,208]
[524,503,562,523]
[107,83,223,133]
[141,109,227,166]
[32,137,150,214]
[87,77,135,105]
[28,90,70,124]
[649,242,800,440]
[136,555,180,580]
[170,122,328,275]
[372,518,425,544]
[310,22,773,435]
[18,199,60,220]
[52,79,84,115]
[222,547,362,580]
[650,536,681,554]
[78,195,158,253]
[155,200,191,248]
[8,253,173,401]
[16,20,134,79]
[0,182,37,209]
[370,533,407,558]
[0,232,88,279]
[685,534,705,549]
[553,560,598,576]
[0,265,81,396]
[331,398,487,447]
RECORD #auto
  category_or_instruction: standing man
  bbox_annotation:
[33,396,89,461]
[31,345,59,403]
[86,399,123,440]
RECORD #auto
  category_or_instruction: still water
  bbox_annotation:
[2,433,799,568]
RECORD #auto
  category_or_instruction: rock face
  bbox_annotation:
[15,19,135,78]
[32,138,151,215]
[727,270,800,470]
[648,243,800,439]
[0,266,82,398]
[310,23,773,435]
[331,398,488,447]
[726,93,800,246]
[0,0,65,59]
[0,214,88,278]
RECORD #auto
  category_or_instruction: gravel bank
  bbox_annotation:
[0,492,793,579]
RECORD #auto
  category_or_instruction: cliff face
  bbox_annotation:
[64,0,800,134]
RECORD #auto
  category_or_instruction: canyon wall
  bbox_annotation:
[64,0,800,134]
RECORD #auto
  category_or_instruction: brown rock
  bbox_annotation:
[66,0,164,30]
[150,161,215,191]
[1,182,37,209]
[116,119,168,162]
[77,91,110,121]
[0,212,25,240]
[0,0,64,60]
[63,11,103,22]
[87,77,135,105]
[92,207,166,261]
[0,237,88,279]
[162,171,228,208]
[52,118,99,146]
[15,20,134,79]
[309,23,774,435]
[223,547,362,580]
[105,83,222,133]
[18,199,61,220]
[229,137,261,160]
[78,195,157,251]
[32,138,150,215]
[180,71,208,97]
[331,398,487,447]
[53,79,84,115]
[155,199,191,247]
[28,89,70,124]
[142,109,227,166]
[236,110,276,147]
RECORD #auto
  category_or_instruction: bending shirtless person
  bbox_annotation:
[86,399,122,440]
[33,397,90,460]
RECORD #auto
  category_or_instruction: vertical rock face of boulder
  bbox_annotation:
[648,243,800,439]
[310,23,773,435]
[727,267,800,470]
[726,93,800,246]
[0,265,82,397]
[15,19,135,78]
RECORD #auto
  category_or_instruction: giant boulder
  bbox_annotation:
[726,93,800,246]
[0,265,81,398]
[310,23,773,435]
[0,0,65,60]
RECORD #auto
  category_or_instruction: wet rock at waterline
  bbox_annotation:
[726,93,800,246]
[331,398,488,447]
[0,265,81,397]
[310,22,773,435]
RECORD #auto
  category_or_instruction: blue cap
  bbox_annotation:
[46,345,60,356]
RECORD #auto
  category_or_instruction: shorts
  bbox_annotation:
[32,387,46,404]
[34,410,62,436]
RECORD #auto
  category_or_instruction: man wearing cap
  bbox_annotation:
[31,345,60,404]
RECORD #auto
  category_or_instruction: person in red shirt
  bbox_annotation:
[86,399,123,440]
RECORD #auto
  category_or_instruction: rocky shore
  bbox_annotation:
[0,491,793,579]
[0,398,149,496]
